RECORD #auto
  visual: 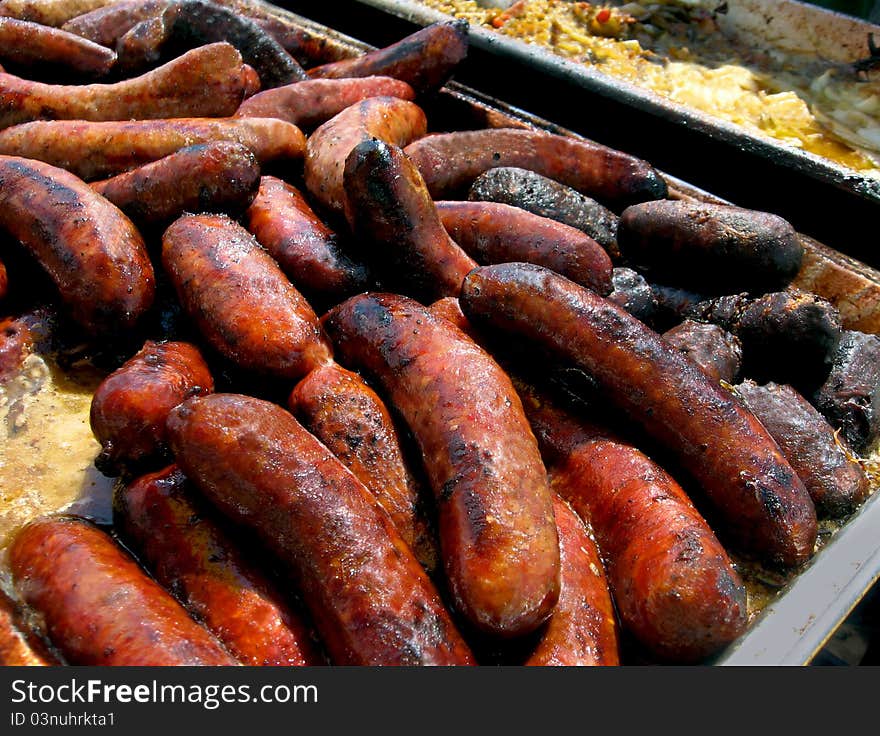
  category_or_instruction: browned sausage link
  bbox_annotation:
[617,199,804,295]
[0,17,115,78]
[61,0,169,45]
[117,465,322,666]
[0,42,251,130]
[307,19,468,95]
[324,293,560,638]
[0,116,305,180]
[9,515,239,665]
[516,380,749,662]
[404,128,668,211]
[524,495,619,666]
[0,0,113,27]
[0,155,154,335]
[91,141,261,228]
[460,263,818,568]
[0,587,61,665]
[342,140,477,303]
[235,76,416,129]
[304,96,427,216]
[89,340,214,476]
[468,166,620,257]
[734,380,870,517]
[244,175,372,312]
[288,362,438,573]
[662,319,743,385]
[162,214,332,380]
[166,393,475,665]
[435,200,613,296]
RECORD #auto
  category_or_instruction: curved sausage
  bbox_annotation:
[9,515,239,666]
[307,19,468,95]
[0,16,115,78]
[404,128,668,211]
[288,362,438,573]
[0,155,154,335]
[435,200,613,295]
[0,116,305,181]
[162,213,333,380]
[166,393,475,666]
[0,0,114,27]
[244,175,372,312]
[117,465,322,666]
[460,263,818,568]
[323,293,560,638]
[89,340,214,476]
[303,95,427,216]
[342,140,477,302]
[91,141,261,228]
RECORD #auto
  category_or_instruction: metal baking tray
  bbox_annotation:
[281,0,880,270]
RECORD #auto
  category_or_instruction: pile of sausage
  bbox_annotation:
[1,0,878,668]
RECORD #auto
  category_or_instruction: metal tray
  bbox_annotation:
[282,0,880,270]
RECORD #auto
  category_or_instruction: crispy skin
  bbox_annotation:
[517,381,749,663]
[244,176,371,312]
[460,263,818,568]
[162,213,332,380]
[342,140,477,303]
[617,200,803,295]
[436,200,613,295]
[323,293,560,638]
[524,496,619,666]
[0,116,304,180]
[304,96,427,216]
[288,362,438,573]
[662,320,743,385]
[405,128,668,211]
[89,340,213,476]
[0,0,114,27]
[0,588,60,665]
[0,155,154,335]
[468,166,620,256]
[307,19,468,95]
[166,393,475,666]
[9,515,239,666]
[0,16,115,77]
[0,42,250,130]
[236,76,415,129]
[91,141,260,228]
[735,380,869,517]
[117,465,321,666]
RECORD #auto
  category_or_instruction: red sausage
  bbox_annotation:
[0,16,116,77]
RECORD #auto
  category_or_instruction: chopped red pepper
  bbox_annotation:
[596,8,612,23]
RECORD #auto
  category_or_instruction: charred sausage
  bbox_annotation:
[0,16,115,78]
[662,320,743,385]
[607,267,657,324]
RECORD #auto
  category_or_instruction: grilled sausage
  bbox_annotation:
[460,263,818,568]
[303,96,427,216]
[162,213,332,380]
[617,199,804,295]
[0,42,250,130]
[9,515,239,666]
[516,380,749,663]
[235,76,415,129]
[0,155,154,335]
[813,330,880,454]
[117,465,321,666]
[468,166,620,256]
[89,340,213,476]
[0,0,114,27]
[342,140,477,302]
[524,495,619,666]
[323,293,560,638]
[607,267,657,324]
[734,380,870,517]
[244,175,372,312]
[435,200,613,295]
[0,116,305,180]
[288,362,438,573]
[61,0,168,45]
[0,588,60,665]
[404,128,668,211]
[91,141,261,228]
[0,16,115,78]
[166,393,475,666]
[307,19,468,95]
[662,319,743,385]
